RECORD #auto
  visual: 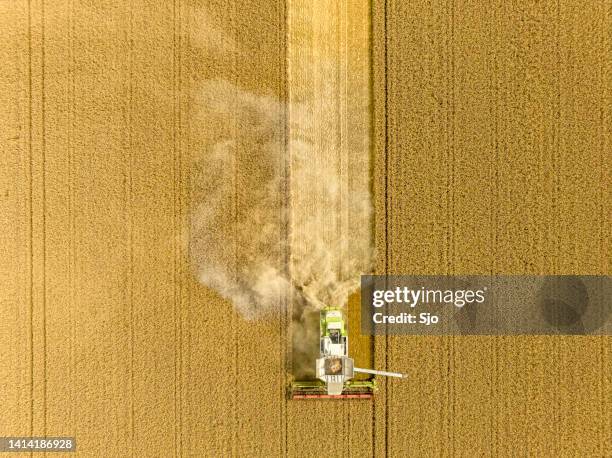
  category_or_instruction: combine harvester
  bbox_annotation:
[291,307,404,399]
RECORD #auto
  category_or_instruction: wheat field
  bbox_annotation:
[0,0,609,456]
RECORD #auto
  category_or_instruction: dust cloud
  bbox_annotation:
[189,79,373,319]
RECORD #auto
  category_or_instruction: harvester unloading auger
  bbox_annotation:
[290,307,404,399]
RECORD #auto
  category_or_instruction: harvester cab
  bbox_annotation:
[320,309,347,356]
[291,307,404,399]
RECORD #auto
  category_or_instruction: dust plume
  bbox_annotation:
[189,79,373,319]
